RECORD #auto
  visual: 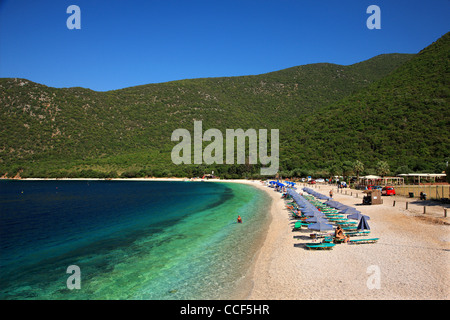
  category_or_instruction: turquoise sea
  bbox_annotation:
[0,180,271,300]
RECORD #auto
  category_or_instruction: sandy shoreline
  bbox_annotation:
[6,177,450,299]
[240,181,450,300]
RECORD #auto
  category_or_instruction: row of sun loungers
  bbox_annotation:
[285,189,378,250]
[305,238,380,250]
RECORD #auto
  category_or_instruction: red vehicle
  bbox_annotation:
[382,186,396,196]
[308,180,316,184]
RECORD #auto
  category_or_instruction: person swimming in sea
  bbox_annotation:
[237,215,242,223]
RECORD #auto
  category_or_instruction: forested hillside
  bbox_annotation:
[284,32,449,177]
[0,32,448,179]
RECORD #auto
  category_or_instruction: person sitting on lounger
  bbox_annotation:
[335,226,350,243]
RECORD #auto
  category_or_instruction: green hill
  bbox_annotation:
[1,33,448,179]
[286,32,450,176]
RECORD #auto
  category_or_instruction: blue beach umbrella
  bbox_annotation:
[339,207,360,215]
[302,210,319,217]
[308,221,334,232]
[327,201,347,210]
[347,212,370,220]
[315,194,330,200]
[302,210,325,217]
[357,215,371,230]
[305,216,328,223]
[324,200,337,206]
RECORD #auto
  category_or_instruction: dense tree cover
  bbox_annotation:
[0,33,448,179]
[289,32,449,176]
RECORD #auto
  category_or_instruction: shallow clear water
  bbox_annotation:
[0,180,270,299]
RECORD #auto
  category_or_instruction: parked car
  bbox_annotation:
[382,186,396,196]
[338,181,347,188]
[316,178,325,183]
[308,180,316,184]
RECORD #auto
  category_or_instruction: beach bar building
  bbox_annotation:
[358,175,404,186]
[397,173,447,184]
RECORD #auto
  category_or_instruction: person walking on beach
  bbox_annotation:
[329,189,333,198]
[237,215,242,223]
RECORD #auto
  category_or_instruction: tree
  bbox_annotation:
[395,165,412,175]
[446,166,450,184]
[342,161,354,180]
[353,160,364,180]
[328,165,342,178]
[376,161,390,177]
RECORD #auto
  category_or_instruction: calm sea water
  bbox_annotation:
[0,180,271,300]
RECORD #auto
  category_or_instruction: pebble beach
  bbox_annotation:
[236,180,449,300]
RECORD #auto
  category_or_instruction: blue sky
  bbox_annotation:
[0,0,449,91]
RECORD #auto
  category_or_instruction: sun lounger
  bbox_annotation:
[313,233,334,239]
[322,236,348,244]
[327,218,348,222]
[291,212,302,219]
[305,243,335,250]
[293,221,309,230]
[342,226,358,230]
[337,222,357,227]
[348,238,379,244]
[345,230,371,237]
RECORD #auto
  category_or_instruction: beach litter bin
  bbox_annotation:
[409,192,414,198]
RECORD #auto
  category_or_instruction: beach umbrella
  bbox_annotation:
[302,211,325,217]
[339,207,360,215]
[327,202,347,210]
[305,216,328,223]
[336,204,351,210]
[308,221,334,232]
[324,200,337,206]
[357,215,371,230]
[302,210,319,217]
[314,194,328,200]
[347,212,370,221]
